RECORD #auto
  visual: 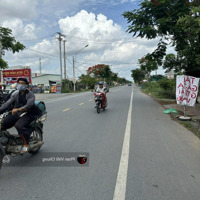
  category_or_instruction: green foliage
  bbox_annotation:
[175,6,200,76]
[79,74,98,89]
[131,68,145,84]
[87,64,111,79]
[111,73,118,82]
[0,58,8,69]
[151,74,165,81]
[142,77,176,99]
[123,1,200,77]
[0,27,25,69]
[158,77,176,90]
[62,79,72,93]
[139,54,158,79]
[117,77,130,84]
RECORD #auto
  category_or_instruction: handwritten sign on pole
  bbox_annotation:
[176,75,199,107]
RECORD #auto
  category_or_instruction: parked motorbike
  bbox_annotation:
[0,111,47,170]
[94,91,107,113]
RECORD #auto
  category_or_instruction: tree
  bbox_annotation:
[131,69,145,85]
[163,53,178,72]
[0,27,25,69]
[139,54,158,79]
[151,74,165,81]
[79,74,98,89]
[175,6,200,76]
[122,0,200,76]
[87,64,112,81]
[111,73,118,82]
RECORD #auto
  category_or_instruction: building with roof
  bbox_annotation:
[32,73,61,87]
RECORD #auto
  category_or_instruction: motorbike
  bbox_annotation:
[94,91,107,113]
[0,111,47,170]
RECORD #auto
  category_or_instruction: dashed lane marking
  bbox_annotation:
[63,108,71,112]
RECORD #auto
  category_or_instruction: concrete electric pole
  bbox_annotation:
[73,56,75,91]
[63,40,67,80]
[0,41,3,86]
[39,58,41,74]
[57,32,65,84]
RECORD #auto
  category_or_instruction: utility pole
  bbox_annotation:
[39,58,41,74]
[73,56,76,91]
[0,41,3,86]
[0,41,2,59]
[72,44,89,92]
[63,40,67,79]
[57,32,65,84]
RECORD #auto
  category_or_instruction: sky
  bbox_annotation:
[0,0,167,81]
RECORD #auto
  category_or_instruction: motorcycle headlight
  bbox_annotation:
[37,113,47,122]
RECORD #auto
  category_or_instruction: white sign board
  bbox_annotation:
[176,75,199,107]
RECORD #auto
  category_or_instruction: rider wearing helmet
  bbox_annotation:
[96,82,107,105]
[0,77,41,154]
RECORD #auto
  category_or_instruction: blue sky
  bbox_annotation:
[0,0,164,81]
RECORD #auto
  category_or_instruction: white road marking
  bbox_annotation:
[63,108,71,112]
[113,87,134,200]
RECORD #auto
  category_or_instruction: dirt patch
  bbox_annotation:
[155,98,200,139]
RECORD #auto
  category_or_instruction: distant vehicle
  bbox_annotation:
[128,83,132,86]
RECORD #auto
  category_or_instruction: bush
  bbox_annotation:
[158,78,176,91]
[141,78,176,99]
[61,88,70,93]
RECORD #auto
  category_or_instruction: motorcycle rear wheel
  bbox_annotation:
[28,128,43,154]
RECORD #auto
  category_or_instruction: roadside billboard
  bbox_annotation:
[0,68,32,85]
[176,75,199,107]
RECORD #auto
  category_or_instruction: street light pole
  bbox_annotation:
[73,44,88,92]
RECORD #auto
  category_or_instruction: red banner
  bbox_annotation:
[0,69,32,85]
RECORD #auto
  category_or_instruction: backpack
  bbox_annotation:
[34,101,46,115]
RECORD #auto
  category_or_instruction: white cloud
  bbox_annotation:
[0,0,37,21]
[2,19,37,41]
[61,10,122,36]
[58,10,125,53]
[2,9,162,80]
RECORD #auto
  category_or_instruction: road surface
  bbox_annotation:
[1,86,200,200]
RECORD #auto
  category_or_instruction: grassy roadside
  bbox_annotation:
[155,98,200,139]
[141,87,200,139]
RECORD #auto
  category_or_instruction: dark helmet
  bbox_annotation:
[99,82,103,85]
[17,77,29,85]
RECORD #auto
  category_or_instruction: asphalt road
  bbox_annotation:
[1,86,200,200]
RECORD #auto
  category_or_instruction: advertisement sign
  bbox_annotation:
[176,75,199,107]
[0,68,32,85]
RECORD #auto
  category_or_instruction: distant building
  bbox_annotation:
[166,70,174,79]
[32,73,61,87]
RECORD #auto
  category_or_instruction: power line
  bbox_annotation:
[64,34,138,44]
[19,34,54,42]
[74,66,85,74]
[26,48,59,58]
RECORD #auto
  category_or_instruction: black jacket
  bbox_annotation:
[0,90,40,116]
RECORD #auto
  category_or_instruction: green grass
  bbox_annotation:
[180,121,200,139]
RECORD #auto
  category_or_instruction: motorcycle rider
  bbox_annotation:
[95,82,107,105]
[0,77,41,154]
